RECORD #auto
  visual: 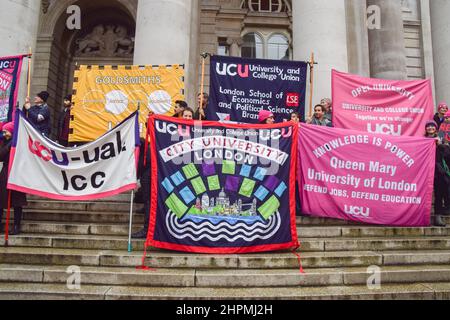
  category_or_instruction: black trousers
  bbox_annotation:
[435,178,450,214]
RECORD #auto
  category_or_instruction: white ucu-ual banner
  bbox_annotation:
[7,111,140,200]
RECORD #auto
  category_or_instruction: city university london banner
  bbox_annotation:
[298,124,435,227]
[147,116,299,254]
[0,55,25,124]
[71,65,185,142]
[7,111,140,201]
[332,70,434,137]
[208,55,308,123]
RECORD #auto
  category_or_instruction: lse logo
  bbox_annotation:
[367,124,402,136]
[286,93,300,107]
[216,63,249,78]
[344,205,370,218]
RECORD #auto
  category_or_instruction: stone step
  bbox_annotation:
[0,282,448,300]
[2,264,450,288]
[2,233,450,252]
[3,247,450,269]
[25,201,143,213]
[11,210,450,233]
[3,221,450,239]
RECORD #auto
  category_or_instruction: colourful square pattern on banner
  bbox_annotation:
[255,186,269,201]
[162,178,174,193]
[202,163,216,176]
[254,167,267,181]
[191,177,207,195]
[180,186,196,204]
[264,176,280,191]
[183,164,200,179]
[275,182,288,197]
[207,175,221,191]
[171,171,185,186]
[165,194,188,218]
[222,161,236,175]
[239,178,256,198]
[240,165,252,178]
[258,196,280,220]
[225,176,240,192]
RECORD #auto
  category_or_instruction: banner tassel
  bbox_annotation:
[136,241,156,271]
[292,243,305,274]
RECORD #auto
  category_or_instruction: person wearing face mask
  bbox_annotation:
[0,122,27,235]
[23,91,52,137]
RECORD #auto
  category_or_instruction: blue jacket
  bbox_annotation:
[27,104,51,136]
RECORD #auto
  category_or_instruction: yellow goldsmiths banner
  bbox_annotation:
[70,65,184,142]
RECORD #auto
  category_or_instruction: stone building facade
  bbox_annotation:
[0,0,449,134]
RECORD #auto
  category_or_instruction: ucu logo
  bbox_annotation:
[367,123,402,136]
[216,63,249,78]
[28,137,52,162]
[344,205,370,218]
[0,60,15,69]
[155,121,191,137]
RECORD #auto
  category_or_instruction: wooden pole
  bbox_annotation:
[27,47,32,98]
[309,52,315,119]
[199,53,207,120]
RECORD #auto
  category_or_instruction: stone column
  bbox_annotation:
[134,0,199,107]
[0,0,41,102]
[430,0,450,104]
[292,0,348,109]
[227,37,243,57]
[346,0,370,77]
[367,0,407,79]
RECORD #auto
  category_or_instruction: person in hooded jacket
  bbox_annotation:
[0,122,27,235]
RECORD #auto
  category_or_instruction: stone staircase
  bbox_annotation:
[1,194,450,300]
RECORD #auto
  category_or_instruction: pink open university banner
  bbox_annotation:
[298,124,435,226]
[332,70,434,137]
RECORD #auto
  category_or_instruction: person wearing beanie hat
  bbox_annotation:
[258,110,275,124]
[0,122,27,235]
[434,102,449,129]
[57,94,73,147]
[23,91,52,137]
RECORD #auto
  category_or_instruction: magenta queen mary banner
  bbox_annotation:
[147,116,299,254]
[0,55,25,124]
[298,124,435,227]
[332,70,434,137]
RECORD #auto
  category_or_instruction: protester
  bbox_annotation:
[194,93,209,120]
[290,112,300,123]
[434,102,448,129]
[307,105,332,127]
[173,100,188,118]
[258,110,275,124]
[183,107,195,120]
[23,91,52,137]
[321,98,333,122]
[425,121,450,227]
[132,138,151,239]
[0,122,27,235]
[57,95,73,147]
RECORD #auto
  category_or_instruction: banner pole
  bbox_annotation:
[127,190,135,252]
[199,53,208,120]
[27,47,32,98]
[4,191,12,247]
[309,52,315,119]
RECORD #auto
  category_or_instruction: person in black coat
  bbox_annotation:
[23,91,52,137]
[434,102,448,130]
[0,122,27,235]
[425,121,449,227]
[57,95,73,147]
[132,138,151,239]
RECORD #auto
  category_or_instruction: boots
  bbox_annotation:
[435,215,447,227]
[9,207,22,236]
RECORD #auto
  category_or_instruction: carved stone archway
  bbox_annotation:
[32,0,137,138]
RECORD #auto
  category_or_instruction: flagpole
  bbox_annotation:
[127,190,135,253]
[27,47,32,98]
[199,53,209,120]
[308,52,315,119]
